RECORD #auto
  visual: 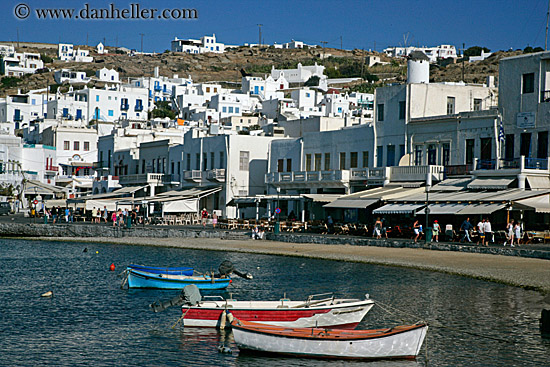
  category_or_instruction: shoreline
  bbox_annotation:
[22,235,550,296]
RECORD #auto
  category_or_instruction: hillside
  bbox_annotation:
[0,42,524,98]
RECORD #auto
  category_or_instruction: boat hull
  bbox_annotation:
[127,264,193,276]
[232,320,428,360]
[182,298,374,329]
[127,269,230,290]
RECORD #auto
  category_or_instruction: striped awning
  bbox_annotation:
[372,203,424,215]
[457,203,507,215]
[467,178,514,190]
[416,203,468,215]
[324,199,379,209]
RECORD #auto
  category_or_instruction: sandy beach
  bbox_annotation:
[42,236,550,295]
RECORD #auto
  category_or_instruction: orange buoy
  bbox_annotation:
[109,263,115,271]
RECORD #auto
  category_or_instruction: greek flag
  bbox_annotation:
[498,120,505,143]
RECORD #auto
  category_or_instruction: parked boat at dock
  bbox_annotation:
[127,264,193,276]
[127,268,231,290]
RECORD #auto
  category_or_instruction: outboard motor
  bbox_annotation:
[217,260,253,280]
[150,284,202,313]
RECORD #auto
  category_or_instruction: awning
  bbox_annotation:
[25,180,66,195]
[85,199,132,211]
[513,195,550,213]
[324,199,379,209]
[432,178,472,191]
[301,194,341,203]
[457,203,507,215]
[163,198,198,213]
[416,203,468,215]
[467,178,514,190]
[372,203,424,214]
[526,176,550,190]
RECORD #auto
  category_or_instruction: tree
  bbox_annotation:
[524,46,544,54]
[464,46,490,58]
[150,101,176,120]
[304,76,320,86]
[40,54,53,63]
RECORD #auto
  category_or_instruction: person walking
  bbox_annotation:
[212,211,218,228]
[483,218,493,246]
[201,208,209,227]
[103,206,108,223]
[413,220,421,242]
[111,211,117,227]
[432,220,440,242]
[477,218,485,246]
[460,217,473,243]
[504,219,514,246]
[51,206,57,224]
[91,207,98,224]
[514,221,522,247]
[374,217,382,239]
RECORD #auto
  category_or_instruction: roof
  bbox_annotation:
[432,178,473,191]
[408,51,430,61]
[26,180,66,194]
[513,195,550,213]
[416,203,468,215]
[457,203,507,215]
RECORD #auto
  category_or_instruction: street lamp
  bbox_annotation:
[275,186,281,234]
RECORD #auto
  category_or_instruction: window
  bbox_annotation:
[203,152,207,171]
[520,133,532,157]
[480,138,492,161]
[314,153,322,171]
[324,153,331,171]
[211,152,215,169]
[414,145,423,166]
[362,151,369,168]
[339,152,346,170]
[108,110,114,117]
[171,161,174,174]
[537,131,548,159]
[306,154,312,171]
[446,97,455,115]
[195,153,200,170]
[350,152,358,168]
[235,107,239,113]
[222,107,227,113]
[206,87,210,93]
[398,101,406,120]
[387,145,395,166]
[64,141,70,150]
[219,151,224,168]
[466,139,475,164]
[228,107,234,113]
[473,98,482,111]
[522,73,535,94]
[377,103,384,121]
[377,146,383,167]
[74,141,80,150]
[239,151,250,171]
[96,95,99,102]
[399,145,405,161]
[286,158,292,172]
[277,159,284,172]
[84,142,89,151]
[186,153,191,170]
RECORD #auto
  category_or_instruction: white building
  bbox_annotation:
[96,42,107,54]
[0,134,25,189]
[1,52,44,76]
[271,63,326,84]
[0,90,48,129]
[283,40,304,49]
[54,69,90,84]
[171,34,225,54]
[57,43,93,62]
[241,74,288,100]
[95,67,119,83]
[383,44,457,63]
[0,44,15,57]
[22,143,58,185]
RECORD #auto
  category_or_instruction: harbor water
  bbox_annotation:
[1,239,548,366]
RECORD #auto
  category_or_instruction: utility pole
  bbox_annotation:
[461,43,466,82]
[140,33,144,54]
[320,41,328,62]
[257,24,263,47]
[361,48,365,80]
[546,0,550,50]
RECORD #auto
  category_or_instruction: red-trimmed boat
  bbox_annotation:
[180,293,374,329]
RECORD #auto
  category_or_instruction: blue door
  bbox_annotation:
[62,108,68,118]
[95,108,100,120]
[254,86,259,94]
[76,109,82,120]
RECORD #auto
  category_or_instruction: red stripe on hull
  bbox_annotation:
[183,308,331,322]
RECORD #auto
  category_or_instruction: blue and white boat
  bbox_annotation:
[126,268,231,290]
[127,264,194,276]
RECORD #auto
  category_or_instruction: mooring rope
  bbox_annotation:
[171,307,191,329]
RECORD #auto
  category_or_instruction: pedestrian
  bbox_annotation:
[111,211,117,227]
[413,220,421,242]
[477,218,485,246]
[460,217,473,243]
[117,209,123,226]
[483,218,493,245]
[91,207,98,223]
[327,215,334,234]
[381,218,388,239]
[504,219,514,246]
[212,211,218,228]
[514,221,522,246]
[432,220,440,242]
[103,206,108,223]
[51,206,57,224]
[69,208,74,223]
[374,217,382,239]
[201,208,209,227]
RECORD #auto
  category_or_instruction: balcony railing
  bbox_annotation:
[135,105,143,112]
[498,158,521,169]
[526,157,548,170]
[476,159,496,170]
[183,170,203,181]
[93,161,109,169]
[154,85,162,91]
[120,103,129,110]
[390,165,445,182]
[444,164,472,176]
[118,173,164,185]
[474,157,548,171]
[266,170,350,185]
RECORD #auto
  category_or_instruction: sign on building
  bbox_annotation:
[516,112,536,128]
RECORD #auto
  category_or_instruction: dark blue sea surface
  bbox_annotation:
[0,239,548,366]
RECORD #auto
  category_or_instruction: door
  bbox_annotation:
[254,86,259,94]
[76,109,82,120]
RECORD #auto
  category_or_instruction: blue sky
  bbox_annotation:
[1,0,548,53]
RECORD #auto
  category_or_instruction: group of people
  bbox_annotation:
[251,226,265,240]
[201,208,219,228]
[459,217,523,246]
[43,206,73,223]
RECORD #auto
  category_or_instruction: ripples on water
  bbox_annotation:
[0,239,548,366]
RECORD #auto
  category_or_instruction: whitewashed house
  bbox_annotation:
[271,63,326,84]
[96,42,107,54]
[171,34,225,54]
[383,44,457,63]
[0,90,48,129]
[95,67,119,83]
[57,43,93,62]
[54,69,90,84]
[241,74,288,100]
[1,52,44,76]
